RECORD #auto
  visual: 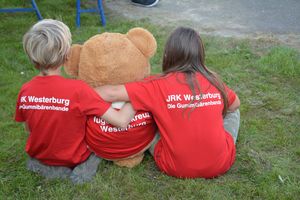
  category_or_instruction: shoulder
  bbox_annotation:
[143,73,174,83]
[125,74,163,89]
[59,77,91,88]
[20,81,31,90]
[52,77,95,95]
[19,76,38,91]
[75,80,94,90]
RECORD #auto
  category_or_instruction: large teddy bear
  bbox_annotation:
[64,28,157,168]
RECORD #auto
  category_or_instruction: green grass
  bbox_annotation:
[1,0,300,199]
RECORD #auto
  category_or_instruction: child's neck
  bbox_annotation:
[39,66,62,76]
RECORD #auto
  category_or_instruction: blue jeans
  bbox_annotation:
[223,109,240,144]
[27,153,102,184]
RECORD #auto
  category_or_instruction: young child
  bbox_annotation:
[96,27,241,178]
[15,19,135,184]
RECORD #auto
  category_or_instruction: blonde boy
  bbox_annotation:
[15,19,135,184]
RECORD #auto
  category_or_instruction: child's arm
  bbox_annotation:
[95,85,135,128]
[101,102,136,129]
[95,85,129,102]
[228,95,240,112]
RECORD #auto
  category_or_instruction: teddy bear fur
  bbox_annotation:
[64,28,156,87]
[64,28,157,168]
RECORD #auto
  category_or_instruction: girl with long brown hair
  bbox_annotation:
[97,27,240,178]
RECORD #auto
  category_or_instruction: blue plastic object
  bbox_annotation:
[0,0,42,20]
[76,0,106,27]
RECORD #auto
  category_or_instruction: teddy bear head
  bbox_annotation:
[64,28,157,87]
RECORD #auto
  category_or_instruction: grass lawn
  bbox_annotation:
[0,0,299,199]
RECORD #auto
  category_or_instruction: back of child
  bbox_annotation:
[15,19,112,183]
[121,27,241,178]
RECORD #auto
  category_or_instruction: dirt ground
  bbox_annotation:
[104,0,300,50]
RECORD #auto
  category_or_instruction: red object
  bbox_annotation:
[86,110,156,159]
[125,72,237,178]
[15,75,110,167]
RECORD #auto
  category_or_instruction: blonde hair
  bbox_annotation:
[23,19,72,75]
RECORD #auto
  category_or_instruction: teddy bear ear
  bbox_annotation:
[127,28,157,58]
[63,44,82,78]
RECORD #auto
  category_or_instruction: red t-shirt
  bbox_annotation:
[15,75,110,167]
[86,106,156,159]
[125,72,237,178]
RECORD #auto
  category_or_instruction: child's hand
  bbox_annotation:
[101,102,136,128]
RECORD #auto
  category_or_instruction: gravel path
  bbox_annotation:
[105,0,300,49]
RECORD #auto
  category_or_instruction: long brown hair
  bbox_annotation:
[162,27,228,116]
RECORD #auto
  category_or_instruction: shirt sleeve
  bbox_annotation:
[15,91,25,122]
[225,85,237,106]
[125,79,156,112]
[78,82,111,116]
